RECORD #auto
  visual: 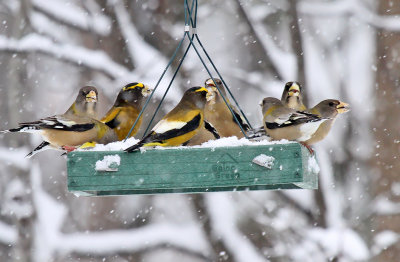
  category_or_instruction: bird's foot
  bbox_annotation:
[299,142,314,155]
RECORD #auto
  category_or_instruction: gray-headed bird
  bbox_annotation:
[261,97,328,152]
[304,99,350,145]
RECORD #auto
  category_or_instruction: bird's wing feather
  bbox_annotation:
[266,112,323,130]
[125,113,202,152]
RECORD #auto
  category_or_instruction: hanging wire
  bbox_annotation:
[184,0,253,130]
[125,0,253,140]
[123,2,194,140]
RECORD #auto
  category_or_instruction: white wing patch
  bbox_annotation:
[56,118,76,127]
[153,119,187,134]
[298,120,327,141]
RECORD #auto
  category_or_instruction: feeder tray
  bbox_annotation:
[67,143,318,196]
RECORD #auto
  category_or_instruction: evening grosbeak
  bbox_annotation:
[1,86,120,156]
[281,81,307,111]
[261,97,328,145]
[2,115,117,155]
[125,86,210,152]
[304,99,350,145]
[204,78,249,138]
[101,82,151,140]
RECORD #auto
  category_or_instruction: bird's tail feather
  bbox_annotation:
[26,141,50,158]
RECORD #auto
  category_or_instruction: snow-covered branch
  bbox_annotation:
[0,220,17,245]
[235,0,295,80]
[59,223,209,256]
[206,194,269,262]
[0,34,130,79]
[31,0,111,36]
[300,0,400,31]
[0,147,30,171]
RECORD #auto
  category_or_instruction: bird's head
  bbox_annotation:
[183,86,210,108]
[78,86,98,104]
[204,77,228,103]
[315,99,350,118]
[116,82,152,106]
[284,81,302,97]
[261,97,283,116]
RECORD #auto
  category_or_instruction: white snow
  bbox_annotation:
[206,193,269,262]
[0,220,17,245]
[308,227,369,260]
[373,231,399,253]
[82,136,293,152]
[95,155,121,172]
[308,156,320,174]
[32,0,111,36]
[1,179,34,220]
[0,147,30,170]
[372,196,400,215]
[0,34,131,79]
[252,154,275,169]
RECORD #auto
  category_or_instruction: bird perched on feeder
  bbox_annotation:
[281,81,307,111]
[2,115,118,155]
[125,86,210,152]
[303,99,350,145]
[101,82,152,140]
[261,97,328,150]
[1,86,118,157]
[203,78,249,138]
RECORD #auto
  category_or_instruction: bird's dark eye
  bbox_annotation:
[329,102,335,106]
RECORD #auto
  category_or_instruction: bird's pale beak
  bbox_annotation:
[336,101,350,113]
[142,85,152,97]
[205,78,217,88]
[206,90,214,102]
[86,90,97,102]
[288,84,300,97]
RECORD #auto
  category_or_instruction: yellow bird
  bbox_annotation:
[101,82,151,140]
[204,78,249,138]
[281,81,307,111]
[304,99,350,145]
[125,86,210,152]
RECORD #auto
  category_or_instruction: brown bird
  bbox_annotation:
[261,97,328,151]
[125,86,210,152]
[101,82,151,140]
[1,86,103,157]
[203,78,249,138]
[304,99,350,145]
[281,81,307,111]
[2,114,117,155]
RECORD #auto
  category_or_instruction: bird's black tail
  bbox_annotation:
[124,140,146,152]
[26,141,50,158]
[204,120,220,139]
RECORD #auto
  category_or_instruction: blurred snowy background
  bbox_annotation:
[0,0,399,261]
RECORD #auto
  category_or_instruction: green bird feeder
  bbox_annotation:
[66,0,319,195]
